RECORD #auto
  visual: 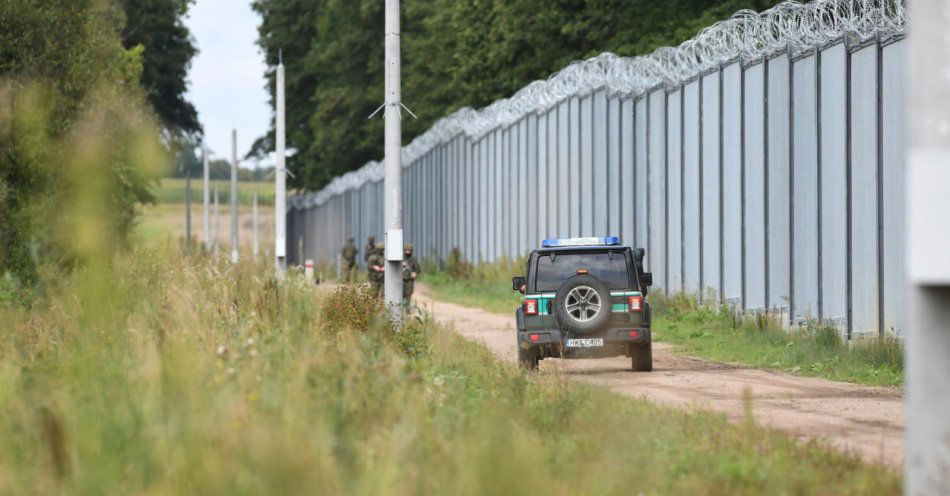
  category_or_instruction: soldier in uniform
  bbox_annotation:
[402,243,421,303]
[364,236,376,263]
[367,242,386,298]
[341,238,358,282]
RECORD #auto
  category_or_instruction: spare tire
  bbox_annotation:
[554,275,612,334]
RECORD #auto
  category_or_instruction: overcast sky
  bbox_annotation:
[184,0,270,168]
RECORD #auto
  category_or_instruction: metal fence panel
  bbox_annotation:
[793,55,820,321]
[546,107,559,240]
[701,72,721,300]
[819,43,848,325]
[722,62,743,305]
[667,88,683,293]
[767,53,791,312]
[570,97,582,237]
[527,114,539,250]
[607,97,621,238]
[743,62,766,310]
[538,112,549,243]
[683,80,702,295]
[558,100,570,238]
[620,99,636,247]
[850,45,879,336]
[881,40,905,336]
[648,89,667,289]
[515,118,526,256]
[594,92,609,236]
[635,97,648,249]
[580,95,594,236]
[479,138,489,261]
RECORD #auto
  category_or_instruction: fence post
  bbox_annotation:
[906,0,950,492]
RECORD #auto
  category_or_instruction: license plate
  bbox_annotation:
[565,338,604,348]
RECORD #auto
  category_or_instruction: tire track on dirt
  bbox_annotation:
[414,287,904,467]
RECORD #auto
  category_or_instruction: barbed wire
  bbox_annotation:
[294,0,906,209]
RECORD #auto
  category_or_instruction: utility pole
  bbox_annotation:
[383,0,404,315]
[252,191,259,258]
[203,145,210,253]
[230,129,239,263]
[274,53,287,275]
[213,186,220,256]
[906,0,950,493]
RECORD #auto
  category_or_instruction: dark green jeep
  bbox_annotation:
[511,237,654,371]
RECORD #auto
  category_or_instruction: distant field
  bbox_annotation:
[138,178,275,252]
[154,178,275,206]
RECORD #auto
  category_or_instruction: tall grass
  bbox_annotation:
[0,247,900,493]
[651,292,904,386]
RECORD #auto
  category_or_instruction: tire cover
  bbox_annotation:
[553,275,612,334]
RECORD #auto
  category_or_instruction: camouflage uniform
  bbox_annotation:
[402,244,422,302]
[364,237,376,263]
[367,243,386,298]
[341,238,358,282]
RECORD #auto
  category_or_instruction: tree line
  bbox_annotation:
[250,0,781,192]
[0,0,198,290]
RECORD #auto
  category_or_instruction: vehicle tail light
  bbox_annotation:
[628,295,643,312]
[628,330,641,339]
[523,299,539,315]
[529,333,541,342]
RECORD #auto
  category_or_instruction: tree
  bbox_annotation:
[120,0,201,137]
[1,0,163,286]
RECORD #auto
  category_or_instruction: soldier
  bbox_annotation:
[402,243,421,303]
[367,242,386,298]
[364,236,376,263]
[341,237,358,282]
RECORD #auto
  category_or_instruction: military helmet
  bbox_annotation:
[404,243,414,253]
[375,242,385,251]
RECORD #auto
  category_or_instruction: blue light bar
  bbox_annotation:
[541,236,621,248]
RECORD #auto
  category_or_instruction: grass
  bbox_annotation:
[423,258,904,387]
[153,178,275,206]
[651,293,904,387]
[420,249,523,314]
[0,246,901,494]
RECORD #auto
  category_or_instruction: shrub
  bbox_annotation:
[320,283,383,333]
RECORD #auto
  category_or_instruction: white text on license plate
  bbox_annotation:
[565,338,603,348]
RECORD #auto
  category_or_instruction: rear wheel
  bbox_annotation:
[630,342,653,372]
[518,341,539,371]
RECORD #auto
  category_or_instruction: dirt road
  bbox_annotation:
[414,288,905,467]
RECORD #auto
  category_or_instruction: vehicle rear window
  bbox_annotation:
[534,251,630,292]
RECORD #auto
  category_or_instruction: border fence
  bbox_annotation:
[287,0,907,339]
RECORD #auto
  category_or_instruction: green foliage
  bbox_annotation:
[251,0,783,191]
[321,283,385,333]
[424,254,525,314]
[0,246,901,492]
[650,292,905,386]
[120,0,200,136]
[0,0,166,287]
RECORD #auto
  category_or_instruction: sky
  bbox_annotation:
[184,0,270,168]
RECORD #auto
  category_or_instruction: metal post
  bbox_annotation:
[203,145,210,253]
[906,1,950,493]
[230,129,239,263]
[185,163,192,247]
[274,55,287,275]
[384,0,404,316]
[213,186,220,256]
[252,191,259,258]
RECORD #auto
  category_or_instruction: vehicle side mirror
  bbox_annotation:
[512,276,526,292]
[642,272,653,287]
